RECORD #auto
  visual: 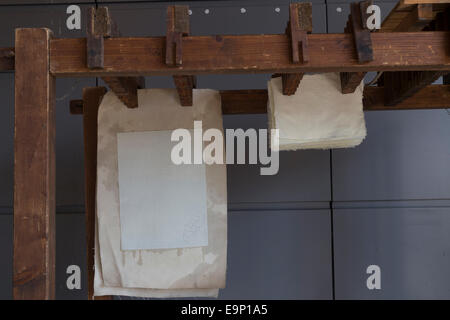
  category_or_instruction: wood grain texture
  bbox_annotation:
[13,28,55,300]
[281,73,304,95]
[394,4,435,31]
[173,75,196,106]
[101,76,145,108]
[166,5,189,66]
[218,85,450,114]
[383,70,446,105]
[340,71,366,94]
[350,1,373,63]
[50,32,450,76]
[81,87,112,300]
[287,3,311,64]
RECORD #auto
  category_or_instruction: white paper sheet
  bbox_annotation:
[117,130,208,251]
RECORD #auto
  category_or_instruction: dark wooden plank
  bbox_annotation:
[384,70,446,106]
[14,28,55,300]
[0,47,14,71]
[81,87,112,301]
[218,85,450,114]
[281,73,303,95]
[340,71,366,94]
[50,32,450,76]
[173,75,196,106]
[101,76,144,108]
[364,84,450,110]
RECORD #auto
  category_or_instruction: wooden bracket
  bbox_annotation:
[166,5,189,66]
[87,7,145,108]
[287,2,312,64]
[340,1,374,94]
[278,3,312,96]
[348,1,374,63]
[394,4,434,31]
[384,6,449,106]
[87,7,119,69]
[166,5,196,106]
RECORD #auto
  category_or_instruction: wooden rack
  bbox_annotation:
[2,0,449,300]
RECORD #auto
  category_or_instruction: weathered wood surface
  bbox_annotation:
[383,4,448,106]
[218,85,450,114]
[80,87,112,300]
[394,4,435,31]
[380,0,448,32]
[87,6,144,108]
[349,1,373,63]
[383,70,446,105]
[101,76,144,108]
[173,75,196,106]
[14,28,56,300]
[341,72,366,94]
[50,32,450,76]
[166,5,190,66]
[166,5,196,106]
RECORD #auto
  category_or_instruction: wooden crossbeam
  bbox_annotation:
[384,71,446,105]
[166,5,196,106]
[383,5,448,106]
[71,85,450,116]
[87,7,145,108]
[394,4,435,31]
[50,32,450,76]
[14,28,55,300]
[219,86,450,114]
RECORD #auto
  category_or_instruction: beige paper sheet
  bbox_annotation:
[94,89,227,297]
[268,73,366,150]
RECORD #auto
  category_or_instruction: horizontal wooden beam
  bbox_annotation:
[50,31,450,77]
[220,85,450,114]
[71,85,450,115]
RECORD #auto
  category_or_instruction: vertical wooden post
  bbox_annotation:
[13,28,55,300]
[81,87,111,300]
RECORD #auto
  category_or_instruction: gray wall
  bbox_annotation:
[0,0,449,300]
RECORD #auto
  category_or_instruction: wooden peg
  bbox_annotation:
[166,5,196,106]
[166,5,190,66]
[287,2,312,64]
[349,1,374,63]
[86,6,145,108]
[339,1,373,94]
[278,3,312,96]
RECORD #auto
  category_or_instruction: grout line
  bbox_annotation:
[329,150,336,300]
